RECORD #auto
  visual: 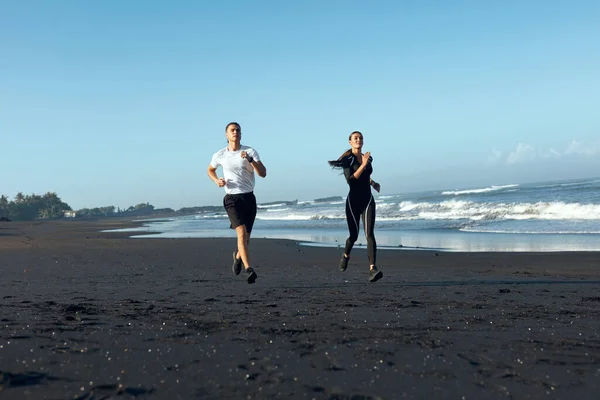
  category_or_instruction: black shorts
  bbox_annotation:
[223,192,257,233]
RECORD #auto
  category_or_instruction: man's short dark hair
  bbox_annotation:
[225,122,241,132]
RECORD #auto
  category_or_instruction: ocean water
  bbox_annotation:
[108,177,600,252]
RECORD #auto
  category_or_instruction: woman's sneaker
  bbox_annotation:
[369,267,383,282]
[246,267,257,284]
[339,255,349,271]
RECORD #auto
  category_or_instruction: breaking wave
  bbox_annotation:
[441,184,519,196]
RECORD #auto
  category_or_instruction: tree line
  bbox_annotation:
[0,192,175,221]
[0,192,71,221]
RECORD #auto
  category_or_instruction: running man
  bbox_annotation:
[208,122,267,283]
[328,131,383,282]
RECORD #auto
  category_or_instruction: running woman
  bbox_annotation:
[329,131,383,282]
[208,122,267,284]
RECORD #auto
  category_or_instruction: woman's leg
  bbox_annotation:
[362,196,377,268]
[344,196,361,257]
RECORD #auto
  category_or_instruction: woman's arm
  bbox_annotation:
[370,178,380,193]
[350,152,371,180]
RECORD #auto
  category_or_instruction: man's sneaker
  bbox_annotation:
[339,255,349,272]
[246,267,257,284]
[232,251,243,275]
[369,267,383,282]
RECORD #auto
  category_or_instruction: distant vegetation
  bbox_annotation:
[0,192,325,222]
[0,192,177,222]
[1,192,71,221]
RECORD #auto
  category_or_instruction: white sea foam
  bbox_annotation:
[194,198,600,223]
[195,214,227,219]
[441,184,519,196]
[461,227,600,234]
[256,213,342,221]
[398,201,423,212]
[257,203,288,209]
[387,200,600,221]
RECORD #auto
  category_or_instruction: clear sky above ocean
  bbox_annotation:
[2,0,599,210]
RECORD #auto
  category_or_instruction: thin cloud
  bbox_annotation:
[544,148,561,159]
[488,140,599,165]
[507,143,536,165]
[486,148,503,165]
[564,140,599,156]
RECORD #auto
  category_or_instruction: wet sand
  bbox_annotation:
[1,219,600,399]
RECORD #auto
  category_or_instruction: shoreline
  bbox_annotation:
[100,217,600,253]
[1,219,599,399]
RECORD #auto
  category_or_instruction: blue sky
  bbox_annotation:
[2,0,599,210]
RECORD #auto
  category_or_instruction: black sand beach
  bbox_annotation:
[1,220,600,399]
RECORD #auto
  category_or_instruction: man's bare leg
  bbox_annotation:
[234,226,252,267]
[235,225,256,283]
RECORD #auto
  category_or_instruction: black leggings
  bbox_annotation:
[344,194,376,265]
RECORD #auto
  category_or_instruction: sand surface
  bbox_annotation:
[1,220,599,399]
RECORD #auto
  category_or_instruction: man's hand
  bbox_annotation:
[216,177,226,187]
[240,151,253,163]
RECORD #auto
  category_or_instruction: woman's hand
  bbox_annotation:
[361,152,371,165]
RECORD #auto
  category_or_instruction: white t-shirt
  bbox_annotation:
[210,145,261,194]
